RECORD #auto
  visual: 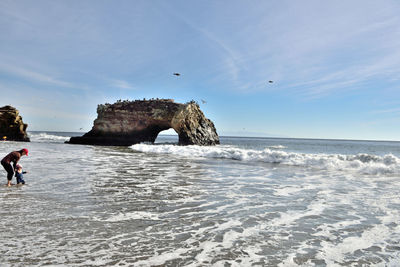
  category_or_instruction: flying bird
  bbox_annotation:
[173,73,181,76]
[268,80,273,83]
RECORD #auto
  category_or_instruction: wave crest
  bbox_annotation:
[29,133,70,142]
[130,144,400,175]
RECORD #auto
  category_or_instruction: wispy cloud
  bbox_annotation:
[264,6,400,99]
[0,62,88,90]
[289,50,400,99]
[370,107,400,115]
[0,63,71,87]
[163,5,243,86]
[158,1,400,97]
[196,27,241,82]
[110,79,136,90]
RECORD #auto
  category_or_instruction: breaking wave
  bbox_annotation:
[131,144,400,175]
[29,132,70,143]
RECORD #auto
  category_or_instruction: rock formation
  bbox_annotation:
[68,99,219,146]
[0,105,30,142]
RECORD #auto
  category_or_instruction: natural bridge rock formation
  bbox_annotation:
[68,99,219,146]
[0,105,30,142]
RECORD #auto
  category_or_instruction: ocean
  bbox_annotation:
[1,131,400,266]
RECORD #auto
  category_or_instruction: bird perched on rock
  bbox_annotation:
[173,73,181,76]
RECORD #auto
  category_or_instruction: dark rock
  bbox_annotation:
[68,99,219,146]
[0,105,30,142]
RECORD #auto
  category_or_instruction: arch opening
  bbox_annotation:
[155,128,179,144]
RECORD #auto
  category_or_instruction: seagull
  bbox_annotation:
[173,73,181,76]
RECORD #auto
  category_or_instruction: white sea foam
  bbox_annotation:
[95,211,160,222]
[29,132,70,142]
[317,224,392,265]
[131,144,400,175]
[3,138,400,266]
[133,248,190,267]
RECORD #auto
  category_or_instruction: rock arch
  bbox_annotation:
[68,99,219,146]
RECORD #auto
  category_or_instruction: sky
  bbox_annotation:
[1,0,400,140]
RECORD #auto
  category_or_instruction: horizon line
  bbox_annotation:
[27,130,400,143]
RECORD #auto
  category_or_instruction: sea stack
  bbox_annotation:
[0,105,30,142]
[68,99,219,146]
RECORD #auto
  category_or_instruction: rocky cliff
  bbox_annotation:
[0,105,30,142]
[68,99,219,146]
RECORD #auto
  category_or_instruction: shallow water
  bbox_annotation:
[1,132,400,266]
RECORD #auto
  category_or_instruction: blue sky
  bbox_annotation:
[1,0,400,140]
